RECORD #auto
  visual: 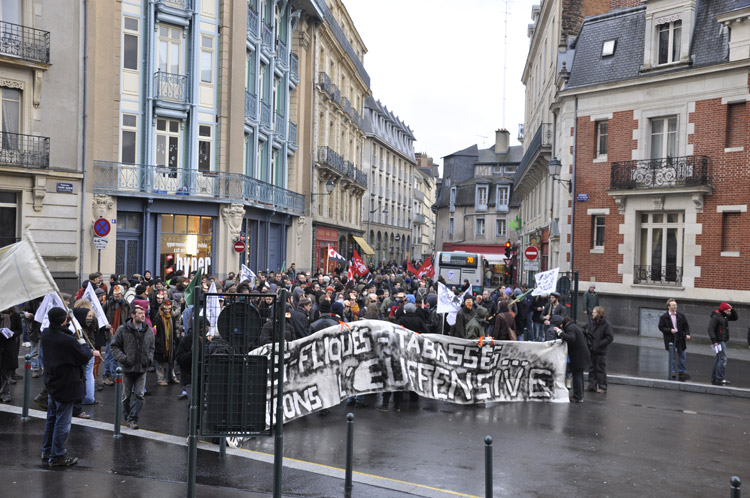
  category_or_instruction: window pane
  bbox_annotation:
[121,130,136,164]
[653,213,663,223]
[156,135,166,165]
[161,214,174,232]
[198,139,210,171]
[666,228,678,267]
[124,34,138,70]
[640,228,648,265]
[126,213,141,230]
[651,228,663,268]
[200,217,213,235]
[123,114,137,127]
[157,119,166,131]
[187,215,200,234]
[658,24,669,64]
[672,21,681,62]
[199,125,211,137]
[168,136,179,168]
[124,17,139,31]
[0,205,17,247]
[200,50,212,83]
[174,215,187,234]
[667,213,678,223]
[0,192,16,203]
[169,120,179,133]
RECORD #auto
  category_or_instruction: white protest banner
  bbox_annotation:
[251,320,569,425]
[240,264,256,289]
[0,231,59,312]
[532,267,560,296]
[206,281,220,337]
[35,292,67,330]
[436,282,462,314]
[83,282,109,327]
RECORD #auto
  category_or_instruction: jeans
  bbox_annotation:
[83,355,96,404]
[670,347,687,374]
[712,341,727,382]
[533,322,545,342]
[29,340,41,371]
[104,339,119,378]
[42,396,74,459]
[571,370,585,401]
[122,372,146,422]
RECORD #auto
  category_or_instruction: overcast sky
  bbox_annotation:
[344,0,531,166]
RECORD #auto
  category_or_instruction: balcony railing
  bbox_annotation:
[515,122,553,182]
[633,265,682,286]
[247,8,259,39]
[261,23,273,51]
[92,161,304,215]
[0,131,49,169]
[260,101,272,130]
[289,122,298,147]
[343,97,351,116]
[332,84,341,104]
[0,20,50,64]
[276,39,288,67]
[318,72,332,95]
[611,156,710,190]
[355,169,367,187]
[318,146,346,175]
[156,0,192,9]
[414,214,426,225]
[245,91,257,123]
[290,52,299,82]
[274,113,286,140]
[154,71,188,103]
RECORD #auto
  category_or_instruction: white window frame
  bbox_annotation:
[123,17,139,72]
[638,212,684,284]
[155,118,181,169]
[592,215,605,249]
[475,185,489,211]
[0,86,21,135]
[121,113,138,164]
[496,185,509,212]
[475,217,486,237]
[657,20,681,66]
[650,116,678,160]
[198,125,212,171]
[596,120,608,158]
[158,25,183,75]
[200,35,214,84]
[496,218,506,238]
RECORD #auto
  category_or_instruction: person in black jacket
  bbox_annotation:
[396,303,428,334]
[658,299,691,381]
[289,298,312,339]
[40,307,93,467]
[0,307,23,403]
[708,302,738,385]
[584,306,614,393]
[551,315,591,403]
[175,331,193,400]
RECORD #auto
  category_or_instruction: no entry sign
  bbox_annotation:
[233,240,246,253]
[94,218,111,237]
[524,246,539,261]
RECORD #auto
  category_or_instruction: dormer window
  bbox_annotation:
[658,19,681,65]
[475,185,488,211]
[602,39,616,57]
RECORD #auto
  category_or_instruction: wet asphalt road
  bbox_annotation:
[1,339,748,497]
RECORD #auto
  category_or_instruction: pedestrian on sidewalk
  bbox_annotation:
[584,306,613,393]
[0,307,23,403]
[41,307,92,467]
[708,302,738,386]
[550,315,590,403]
[658,299,691,381]
[110,304,154,430]
[582,284,598,323]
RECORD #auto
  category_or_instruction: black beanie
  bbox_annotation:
[48,307,68,326]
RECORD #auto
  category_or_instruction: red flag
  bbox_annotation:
[347,262,354,281]
[417,257,435,279]
[352,249,369,277]
[407,261,419,276]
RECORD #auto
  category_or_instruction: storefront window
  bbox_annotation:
[160,214,213,277]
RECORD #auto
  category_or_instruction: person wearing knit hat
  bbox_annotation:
[708,302,738,385]
[40,305,92,467]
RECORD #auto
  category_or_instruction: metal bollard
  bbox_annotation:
[485,435,493,498]
[730,476,741,498]
[345,413,355,493]
[113,367,123,438]
[668,342,675,380]
[21,354,31,421]
[523,327,528,341]
[220,437,227,459]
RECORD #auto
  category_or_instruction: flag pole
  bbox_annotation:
[326,244,330,275]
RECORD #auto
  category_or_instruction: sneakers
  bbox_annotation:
[570,398,584,403]
[0,395,11,404]
[22,341,31,348]
[49,454,78,467]
[31,370,41,378]
[41,453,50,463]
[596,388,607,394]
[103,377,114,386]
[177,392,188,400]
[33,394,48,411]
[76,411,91,419]
[127,421,139,430]
[157,381,168,386]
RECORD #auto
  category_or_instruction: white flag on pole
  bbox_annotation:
[240,264,256,289]
[83,282,109,327]
[532,267,560,296]
[35,292,67,330]
[0,233,59,313]
[206,281,220,337]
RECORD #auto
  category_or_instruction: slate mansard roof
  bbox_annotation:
[566,0,750,90]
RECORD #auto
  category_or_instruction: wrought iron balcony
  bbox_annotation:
[247,8,259,39]
[332,85,341,104]
[633,265,682,286]
[317,146,346,175]
[318,72,332,95]
[245,91,258,124]
[156,0,192,9]
[343,97,351,116]
[0,131,49,169]
[355,168,367,187]
[290,52,299,82]
[154,71,188,103]
[260,101,272,130]
[414,214,426,225]
[611,156,710,190]
[274,113,286,140]
[0,21,50,65]
[276,39,288,68]
[261,23,273,52]
[289,122,298,148]
[92,161,304,215]
[514,122,553,184]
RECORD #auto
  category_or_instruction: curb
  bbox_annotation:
[608,374,750,398]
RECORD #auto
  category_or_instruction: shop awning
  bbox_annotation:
[352,236,375,256]
[484,253,508,265]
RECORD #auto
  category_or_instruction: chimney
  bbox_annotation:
[494,129,510,154]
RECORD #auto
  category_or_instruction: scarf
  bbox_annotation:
[160,311,173,354]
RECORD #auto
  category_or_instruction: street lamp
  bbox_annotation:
[547,157,572,192]
[310,179,335,212]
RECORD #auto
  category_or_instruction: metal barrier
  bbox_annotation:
[345,413,354,493]
[731,476,741,497]
[668,342,675,380]
[22,354,31,421]
[485,436,493,498]
[114,368,123,438]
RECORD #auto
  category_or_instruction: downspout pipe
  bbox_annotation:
[570,97,578,272]
[79,0,89,281]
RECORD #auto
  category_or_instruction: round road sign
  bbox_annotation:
[524,246,539,261]
[233,240,246,253]
[94,218,111,237]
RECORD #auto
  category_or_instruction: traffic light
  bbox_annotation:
[504,241,511,258]
[165,253,175,276]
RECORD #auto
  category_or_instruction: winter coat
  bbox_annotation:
[309,314,341,334]
[23,299,42,342]
[396,312,428,334]
[363,304,380,320]
[289,307,311,339]
[658,311,690,351]
[41,324,93,403]
[0,309,23,369]
[154,313,175,363]
[707,308,738,344]
[454,306,475,339]
[558,322,591,371]
[175,332,194,386]
[531,296,548,324]
[492,311,517,341]
[110,319,155,374]
[584,317,614,354]
[105,298,131,337]
[465,316,489,340]
[582,291,599,314]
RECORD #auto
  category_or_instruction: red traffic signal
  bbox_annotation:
[504,241,512,258]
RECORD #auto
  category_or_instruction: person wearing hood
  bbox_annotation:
[584,306,614,393]
[103,285,130,386]
[708,302,738,385]
[72,305,98,406]
[154,300,178,386]
[492,301,517,341]
[290,297,312,339]
[550,315,590,403]
[309,298,341,334]
[396,303,428,334]
[40,307,92,467]
[453,296,475,339]
[465,306,489,340]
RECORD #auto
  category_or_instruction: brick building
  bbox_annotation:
[558,0,750,334]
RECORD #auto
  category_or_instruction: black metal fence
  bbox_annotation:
[0,131,50,169]
[611,155,709,190]
[0,20,50,64]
